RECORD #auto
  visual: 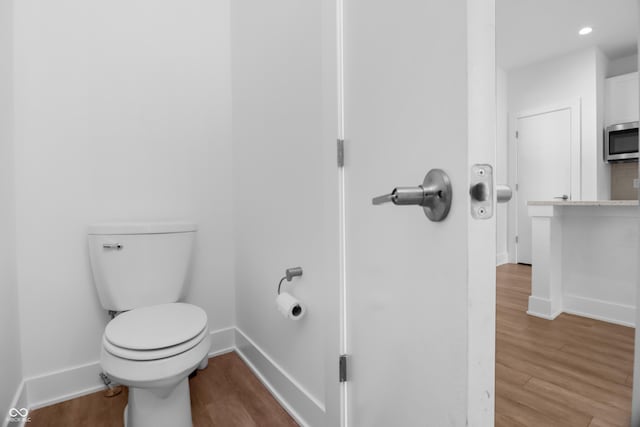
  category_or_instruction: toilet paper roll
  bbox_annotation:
[276,292,306,320]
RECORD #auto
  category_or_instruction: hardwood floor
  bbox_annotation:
[28,352,298,427]
[496,263,634,427]
[26,264,635,426]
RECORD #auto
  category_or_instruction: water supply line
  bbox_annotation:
[99,373,123,398]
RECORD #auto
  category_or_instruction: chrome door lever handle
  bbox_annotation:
[372,193,395,205]
[371,169,452,222]
[372,186,436,206]
[553,194,569,200]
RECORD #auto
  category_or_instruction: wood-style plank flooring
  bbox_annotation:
[26,264,635,426]
[28,352,298,427]
[496,263,634,427]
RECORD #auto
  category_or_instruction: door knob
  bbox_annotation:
[553,194,569,200]
[372,169,452,222]
[496,184,513,203]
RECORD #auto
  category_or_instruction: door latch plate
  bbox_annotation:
[470,164,493,219]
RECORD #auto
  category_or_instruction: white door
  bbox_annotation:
[342,0,496,425]
[516,108,573,264]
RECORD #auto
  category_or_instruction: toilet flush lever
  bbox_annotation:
[103,243,123,250]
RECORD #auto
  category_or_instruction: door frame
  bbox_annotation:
[466,0,498,423]
[508,100,581,263]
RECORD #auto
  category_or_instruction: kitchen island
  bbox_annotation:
[527,200,639,326]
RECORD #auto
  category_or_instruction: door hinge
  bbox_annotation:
[515,130,519,138]
[515,183,519,191]
[515,235,519,243]
[339,354,350,382]
[337,139,345,167]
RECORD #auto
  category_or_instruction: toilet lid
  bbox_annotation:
[105,303,207,351]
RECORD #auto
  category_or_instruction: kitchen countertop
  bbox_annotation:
[528,200,639,206]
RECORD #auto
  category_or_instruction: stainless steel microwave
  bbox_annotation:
[605,121,639,162]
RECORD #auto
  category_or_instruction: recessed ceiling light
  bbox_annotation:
[579,27,593,36]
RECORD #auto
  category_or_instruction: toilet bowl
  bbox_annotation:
[101,303,210,427]
[88,222,204,426]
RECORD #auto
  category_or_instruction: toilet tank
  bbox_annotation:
[88,222,197,311]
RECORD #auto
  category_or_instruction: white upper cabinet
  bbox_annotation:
[605,72,639,127]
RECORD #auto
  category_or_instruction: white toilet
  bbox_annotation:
[88,222,210,427]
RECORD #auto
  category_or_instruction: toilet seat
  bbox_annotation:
[104,302,208,361]
[103,326,208,361]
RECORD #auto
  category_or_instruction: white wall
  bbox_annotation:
[506,48,608,260]
[508,48,605,201]
[496,68,508,265]
[608,53,638,77]
[231,0,340,424]
[13,0,234,384]
[0,0,24,418]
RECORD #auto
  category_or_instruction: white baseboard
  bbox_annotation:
[26,361,104,410]
[2,381,28,427]
[234,328,325,427]
[527,296,561,320]
[24,327,237,411]
[496,252,509,266]
[18,327,325,426]
[526,309,562,320]
[206,327,236,358]
[563,294,635,328]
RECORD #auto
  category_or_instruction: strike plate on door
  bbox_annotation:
[469,164,493,219]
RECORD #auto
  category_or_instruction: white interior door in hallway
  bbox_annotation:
[515,106,577,264]
[342,0,496,425]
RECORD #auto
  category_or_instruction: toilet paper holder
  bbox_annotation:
[277,267,303,295]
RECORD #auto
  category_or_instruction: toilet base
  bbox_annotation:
[124,377,192,427]
[198,357,208,370]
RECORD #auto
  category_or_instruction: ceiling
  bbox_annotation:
[497,0,638,70]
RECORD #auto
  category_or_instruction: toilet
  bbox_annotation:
[88,222,210,427]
